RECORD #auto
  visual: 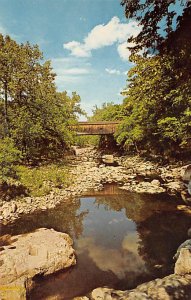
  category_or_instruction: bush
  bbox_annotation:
[0,137,22,183]
[16,163,71,197]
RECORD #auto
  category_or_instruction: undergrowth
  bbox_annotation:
[16,163,71,197]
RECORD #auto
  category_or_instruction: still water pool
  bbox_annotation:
[1,184,191,299]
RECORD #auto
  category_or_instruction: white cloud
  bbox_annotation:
[63,16,140,60]
[77,233,146,279]
[117,41,136,61]
[64,41,91,58]
[105,68,121,75]
[56,67,90,75]
[51,57,92,89]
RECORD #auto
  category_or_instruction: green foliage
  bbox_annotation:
[75,135,100,147]
[116,3,191,156]
[89,102,123,122]
[116,49,191,155]
[121,0,189,53]
[0,138,22,182]
[17,163,71,197]
[0,34,85,161]
[157,117,182,142]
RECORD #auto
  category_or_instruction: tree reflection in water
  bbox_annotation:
[0,198,88,239]
[94,187,191,277]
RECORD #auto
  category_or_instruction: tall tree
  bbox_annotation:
[0,34,85,161]
[117,52,191,155]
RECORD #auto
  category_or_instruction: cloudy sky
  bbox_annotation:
[0,0,140,118]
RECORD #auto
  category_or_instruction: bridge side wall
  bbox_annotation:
[75,123,119,135]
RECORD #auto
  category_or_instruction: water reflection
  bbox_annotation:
[0,199,87,238]
[1,184,191,299]
[77,233,145,279]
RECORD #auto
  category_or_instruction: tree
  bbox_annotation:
[121,0,190,53]
[118,1,191,157]
[89,102,123,122]
[0,137,22,182]
[116,52,191,155]
[0,34,85,161]
[0,35,44,136]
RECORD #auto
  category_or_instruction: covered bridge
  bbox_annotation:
[72,121,120,135]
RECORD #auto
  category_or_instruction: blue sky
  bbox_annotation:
[0,0,183,119]
[0,0,140,118]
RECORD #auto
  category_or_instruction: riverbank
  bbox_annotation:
[0,147,191,224]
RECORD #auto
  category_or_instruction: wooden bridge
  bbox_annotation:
[71,121,120,135]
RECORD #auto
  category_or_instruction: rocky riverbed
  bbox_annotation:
[0,147,191,223]
[1,147,191,300]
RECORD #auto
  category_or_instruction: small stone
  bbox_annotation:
[41,206,47,210]
[11,203,17,213]
[3,209,10,219]
[151,179,160,186]
[26,198,32,204]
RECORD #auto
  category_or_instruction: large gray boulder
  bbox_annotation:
[181,164,191,182]
[0,228,76,299]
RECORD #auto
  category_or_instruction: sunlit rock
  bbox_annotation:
[90,274,191,300]
[0,228,76,299]
[175,248,191,275]
[102,154,114,164]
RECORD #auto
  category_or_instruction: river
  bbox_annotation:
[1,184,191,299]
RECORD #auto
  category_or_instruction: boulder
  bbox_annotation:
[0,228,76,299]
[90,274,191,300]
[181,164,191,182]
[135,181,165,194]
[175,247,191,275]
[91,287,129,300]
[102,155,114,164]
[164,181,185,192]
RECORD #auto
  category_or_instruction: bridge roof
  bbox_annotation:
[78,121,120,125]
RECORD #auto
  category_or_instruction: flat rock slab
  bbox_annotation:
[0,228,76,299]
